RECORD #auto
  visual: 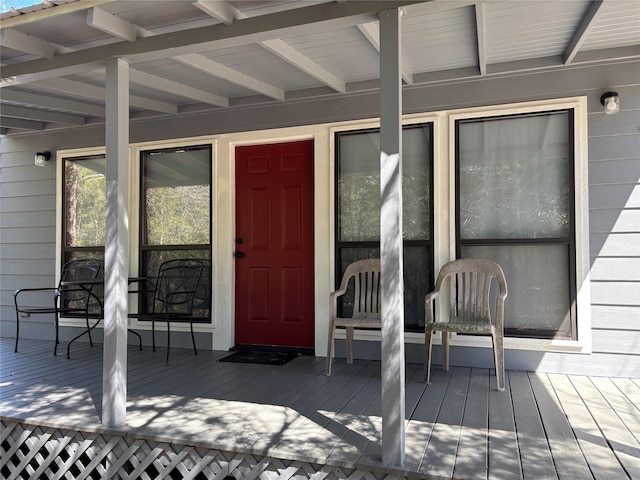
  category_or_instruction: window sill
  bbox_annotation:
[334,329,592,354]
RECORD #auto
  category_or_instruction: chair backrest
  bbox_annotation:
[339,259,381,320]
[58,259,102,309]
[153,259,205,316]
[435,258,507,323]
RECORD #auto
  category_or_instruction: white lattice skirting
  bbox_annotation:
[1,418,412,480]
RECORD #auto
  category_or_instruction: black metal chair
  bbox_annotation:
[130,259,205,364]
[14,259,102,356]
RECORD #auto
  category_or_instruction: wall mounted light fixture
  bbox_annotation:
[600,92,620,115]
[34,151,51,167]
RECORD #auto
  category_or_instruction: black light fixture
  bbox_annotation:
[600,92,620,115]
[34,151,51,167]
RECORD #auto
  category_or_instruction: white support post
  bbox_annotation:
[379,7,405,466]
[102,57,130,426]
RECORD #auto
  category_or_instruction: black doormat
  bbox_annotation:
[219,348,299,366]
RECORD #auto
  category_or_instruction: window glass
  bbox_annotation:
[458,112,571,239]
[62,155,106,317]
[338,126,432,241]
[140,145,212,321]
[64,156,106,248]
[461,244,572,338]
[143,149,210,246]
[457,111,575,339]
[63,155,106,264]
[336,124,433,331]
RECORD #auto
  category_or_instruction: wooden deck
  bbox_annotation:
[1,338,639,479]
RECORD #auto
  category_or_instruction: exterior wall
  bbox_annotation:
[1,59,638,376]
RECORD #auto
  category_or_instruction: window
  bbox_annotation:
[62,154,106,265]
[139,145,212,320]
[335,124,433,331]
[456,110,575,339]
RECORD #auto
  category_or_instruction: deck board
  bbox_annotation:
[487,370,521,480]
[453,368,489,480]
[591,376,640,444]
[404,367,450,473]
[549,374,630,480]
[528,373,592,479]
[509,371,557,479]
[570,375,640,479]
[1,338,637,479]
[419,367,471,477]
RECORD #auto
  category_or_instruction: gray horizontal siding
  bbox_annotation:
[591,282,639,306]
[592,305,639,330]
[590,184,640,209]
[585,63,639,376]
[0,141,57,340]
[590,258,640,281]
[1,59,639,375]
[592,330,640,356]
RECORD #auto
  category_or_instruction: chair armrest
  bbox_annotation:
[14,287,59,311]
[424,290,441,324]
[14,287,58,296]
[495,292,507,329]
[329,288,348,319]
[14,287,59,302]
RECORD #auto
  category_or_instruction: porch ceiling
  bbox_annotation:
[1,0,639,136]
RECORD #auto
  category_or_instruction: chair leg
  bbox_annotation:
[442,332,450,371]
[14,311,20,353]
[165,323,171,365]
[86,313,93,347]
[53,313,60,356]
[190,322,198,355]
[424,328,434,383]
[346,327,354,364]
[326,321,335,376]
[492,331,505,391]
[128,328,143,350]
[152,320,157,352]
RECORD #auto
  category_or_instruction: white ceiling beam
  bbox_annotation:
[193,0,235,25]
[260,39,347,93]
[474,3,487,75]
[3,1,425,81]
[0,29,57,58]
[174,54,285,101]
[0,0,117,29]
[229,4,348,92]
[563,0,606,65]
[192,0,349,94]
[405,0,477,16]
[0,89,106,116]
[357,22,412,85]
[128,69,228,107]
[0,8,230,108]
[571,45,640,64]
[87,6,139,42]
[0,116,44,130]
[84,7,281,101]
[0,60,106,87]
[37,78,178,114]
[0,104,86,125]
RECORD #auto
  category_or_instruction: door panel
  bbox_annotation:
[235,140,314,348]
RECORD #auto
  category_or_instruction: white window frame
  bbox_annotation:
[441,97,590,353]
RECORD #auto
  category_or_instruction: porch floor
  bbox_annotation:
[1,338,639,479]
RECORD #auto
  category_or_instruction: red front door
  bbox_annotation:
[234,140,314,348]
